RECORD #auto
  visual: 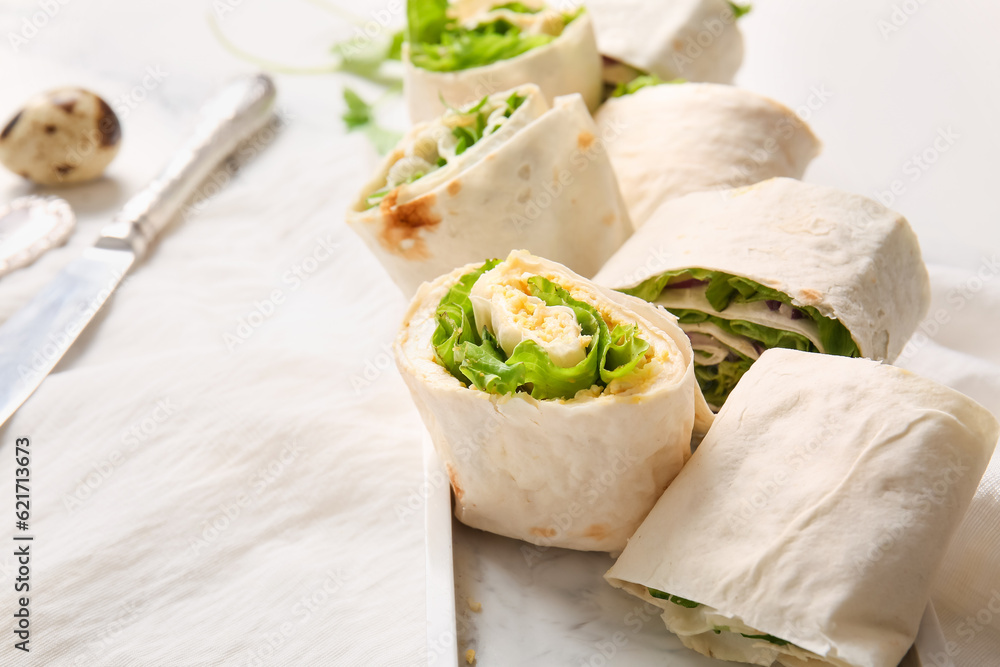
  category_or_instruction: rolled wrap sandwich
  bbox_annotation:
[606,348,999,667]
[594,178,930,409]
[348,84,632,296]
[586,0,746,87]
[395,249,713,552]
[595,81,821,227]
[404,0,602,122]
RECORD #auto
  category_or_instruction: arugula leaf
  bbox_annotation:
[341,88,404,156]
[728,2,752,19]
[647,588,701,608]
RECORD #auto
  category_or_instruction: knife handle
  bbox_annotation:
[97,73,277,259]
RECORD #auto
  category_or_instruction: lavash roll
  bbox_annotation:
[586,0,744,85]
[595,83,821,227]
[347,85,631,296]
[594,178,931,406]
[394,250,712,552]
[606,348,999,667]
[403,2,602,123]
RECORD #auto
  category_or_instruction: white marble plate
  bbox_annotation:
[424,434,945,667]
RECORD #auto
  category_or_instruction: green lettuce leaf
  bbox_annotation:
[693,354,754,408]
[648,588,700,608]
[432,259,502,381]
[506,276,606,400]
[407,1,582,72]
[408,0,449,46]
[611,74,689,98]
[621,269,859,357]
[503,91,527,117]
[493,2,539,12]
[602,324,649,383]
[432,268,648,400]
[457,329,526,394]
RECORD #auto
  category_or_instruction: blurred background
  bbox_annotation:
[3,0,998,264]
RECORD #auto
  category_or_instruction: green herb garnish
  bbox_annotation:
[728,2,752,19]
[342,88,404,156]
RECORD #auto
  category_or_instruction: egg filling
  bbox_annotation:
[432,259,654,401]
[365,91,528,209]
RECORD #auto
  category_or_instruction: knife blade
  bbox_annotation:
[0,73,276,429]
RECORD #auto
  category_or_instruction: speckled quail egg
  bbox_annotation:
[0,87,121,185]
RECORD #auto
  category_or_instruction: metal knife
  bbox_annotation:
[0,73,276,429]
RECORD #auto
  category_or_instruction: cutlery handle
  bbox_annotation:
[98,73,277,259]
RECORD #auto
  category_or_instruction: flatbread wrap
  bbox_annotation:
[394,249,713,552]
[586,0,746,86]
[605,348,999,667]
[595,82,821,227]
[594,178,930,408]
[403,0,602,122]
[347,84,631,296]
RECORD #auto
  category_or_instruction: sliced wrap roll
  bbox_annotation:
[347,85,631,296]
[606,348,999,667]
[586,0,745,86]
[404,0,602,122]
[394,250,712,552]
[595,82,821,227]
[594,177,930,408]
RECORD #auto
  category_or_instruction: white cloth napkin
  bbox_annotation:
[0,57,429,664]
[895,265,1000,666]
[1,4,999,664]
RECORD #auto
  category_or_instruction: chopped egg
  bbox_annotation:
[465,648,476,664]
[470,269,591,368]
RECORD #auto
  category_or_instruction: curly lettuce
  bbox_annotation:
[407,0,582,72]
[610,74,686,98]
[622,269,859,358]
[434,265,649,400]
[621,269,859,406]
